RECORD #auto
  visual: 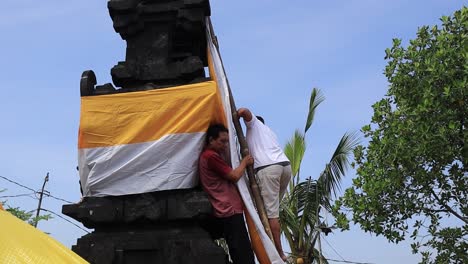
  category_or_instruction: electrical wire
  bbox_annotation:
[0,175,74,204]
[0,175,36,193]
[285,237,376,264]
[0,193,38,199]
[44,193,73,204]
[41,208,91,234]
[324,258,376,264]
[322,235,347,261]
[321,235,376,264]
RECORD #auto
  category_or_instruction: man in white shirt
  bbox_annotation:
[237,107,291,261]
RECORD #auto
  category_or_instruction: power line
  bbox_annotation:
[284,251,376,264]
[0,175,36,193]
[44,193,73,204]
[321,236,376,264]
[41,208,91,234]
[322,235,347,261]
[0,193,37,199]
[285,236,376,264]
[325,258,376,264]
[3,205,90,234]
[1,175,88,234]
[0,175,74,204]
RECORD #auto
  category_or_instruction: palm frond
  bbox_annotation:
[290,178,330,218]
[284,129,306,180]
[280,194,299,235]
[304,88,325,134]
[280,207,299,254]
[288,178,322,250]
[293,178,318,215]
[318,131,360,201]
[281,89,357,263]
[280,200,299,233]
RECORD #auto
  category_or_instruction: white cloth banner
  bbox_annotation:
[206,18,284,264]
[79,133,204,197]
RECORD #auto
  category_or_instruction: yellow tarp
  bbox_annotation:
[0,209,88,264]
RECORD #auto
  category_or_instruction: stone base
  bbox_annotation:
[72,225,227,264]
[63,189,228,264]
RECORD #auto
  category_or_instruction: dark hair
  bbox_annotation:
[206,124,228,145]
[256,115,265,124]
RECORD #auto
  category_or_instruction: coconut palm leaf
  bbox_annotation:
[293,178,318,213]
[304,88,325,134]
[284,130,306,186]
[317,132,360,201]
[292,178,322,251]
[280,197,299,246]
[281,88,356,263]
[293,179,329,222]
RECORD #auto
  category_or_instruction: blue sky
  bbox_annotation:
[0,1,463,263]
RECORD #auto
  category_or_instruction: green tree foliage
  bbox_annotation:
[334,7,467,264]
[6,207,52,227]
[280,88,358,264]
[1,189,52,227]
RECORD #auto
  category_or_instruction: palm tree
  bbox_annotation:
[280,88,358,264]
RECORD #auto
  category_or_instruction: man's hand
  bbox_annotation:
[237,108,253,122]
[242,154,254,166]
[227,154,254,182]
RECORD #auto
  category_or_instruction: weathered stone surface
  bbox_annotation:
[80,0,211,96]
[62,189,212,229]
[72,224,227,264]
[108,0,211,89]
[63,189,228,264]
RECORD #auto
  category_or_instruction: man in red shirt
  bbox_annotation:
[199,124,255,264]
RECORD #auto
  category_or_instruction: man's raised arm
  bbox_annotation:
[237,108,253,122]
[226,154,253,182]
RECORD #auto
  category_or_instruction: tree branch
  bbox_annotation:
[430,190,467,224]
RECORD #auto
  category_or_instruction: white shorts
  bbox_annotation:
[255,164,292,218]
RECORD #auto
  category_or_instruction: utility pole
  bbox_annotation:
[34,172,49,227]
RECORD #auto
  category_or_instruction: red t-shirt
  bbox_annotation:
[199,149,243,218]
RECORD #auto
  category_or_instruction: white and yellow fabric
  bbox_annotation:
[0,208,88,264]
[78,81,226,196]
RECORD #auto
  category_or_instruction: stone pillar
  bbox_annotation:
[63,1,229,263]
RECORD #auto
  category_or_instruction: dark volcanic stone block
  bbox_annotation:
[62,189,212,229]
[107,0,211,89]
[72,224,228,264]
[63,189,228,263]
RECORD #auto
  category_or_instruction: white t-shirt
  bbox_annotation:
[245,115,289,169]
